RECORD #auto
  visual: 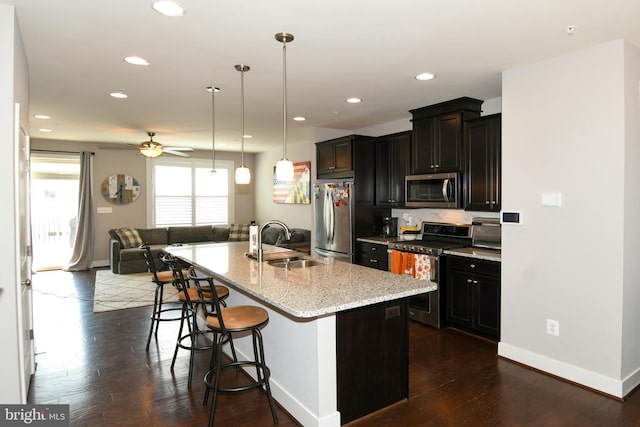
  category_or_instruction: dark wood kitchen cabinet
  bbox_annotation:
[316,136,353,178]
[410,97,483,174]
[446,255,500,341]
[375,131,411,207]
[337,298,408,424]
[465,114,501,211]
[356,241,389,271]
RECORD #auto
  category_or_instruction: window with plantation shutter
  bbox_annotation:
[152,158,233,227]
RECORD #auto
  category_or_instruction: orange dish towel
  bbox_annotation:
[402,252,415,277]
[414,254,431,281]
[390,250,404,275]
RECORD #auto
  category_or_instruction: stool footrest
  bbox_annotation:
[204,361,270,394]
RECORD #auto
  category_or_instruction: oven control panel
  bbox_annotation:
[388,242,437,255]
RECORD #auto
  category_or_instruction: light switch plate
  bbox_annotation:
[97,207,112,214]
[541,193,562,207]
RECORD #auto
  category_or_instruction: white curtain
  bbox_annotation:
[64,151,94,271]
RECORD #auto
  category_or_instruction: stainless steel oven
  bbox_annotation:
[388,222,472,328]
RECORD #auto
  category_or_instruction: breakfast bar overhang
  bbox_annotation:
[167,242,436,426]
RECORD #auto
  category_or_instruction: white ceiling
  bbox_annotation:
[5,0,640,153]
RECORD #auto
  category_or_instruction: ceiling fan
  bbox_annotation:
[138,132,193,158]
[101,132,194,158]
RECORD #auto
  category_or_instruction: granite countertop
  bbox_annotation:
[356,236,397,245]
[167,242,436,319]
[444,247,502,262]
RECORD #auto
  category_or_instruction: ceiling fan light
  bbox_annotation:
[276,159,294,181]
[139,142,163,158]
[235,165,251,184]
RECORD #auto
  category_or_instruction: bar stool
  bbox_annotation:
[163,254,233,389]
[141,244,184,351]
[194,275,278,427]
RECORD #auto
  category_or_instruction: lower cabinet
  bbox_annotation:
[355,241,389,271]
[337,298,408,424]
[445,255,501,340]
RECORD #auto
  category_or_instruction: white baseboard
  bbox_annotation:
[90,259,110,268]
[498,342,640,398]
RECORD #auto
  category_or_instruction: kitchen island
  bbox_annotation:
[167,241,436,427]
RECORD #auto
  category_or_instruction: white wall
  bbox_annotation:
[0,3,29,403]
[498,39,640,397]
[621,40,640,389]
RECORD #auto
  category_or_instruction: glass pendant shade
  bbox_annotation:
[235,165,251,184]
[275,159,294,181]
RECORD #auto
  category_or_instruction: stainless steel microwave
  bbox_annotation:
[405,172,460,208]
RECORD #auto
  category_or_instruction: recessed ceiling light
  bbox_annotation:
[110,92,128,99]
[346,97,362,104]
[152,1,185,16]
[293,116,306,121]
[124,56,150,66]
[566,25,576,35]
[39,128,53,132]
[34,114,51,119]
[415,72,436,81]
[243,134,252,139]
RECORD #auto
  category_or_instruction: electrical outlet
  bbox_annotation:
[546,319,560,336]
[385,306,401,319]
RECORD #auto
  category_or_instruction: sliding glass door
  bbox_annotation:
[30,152,80,271]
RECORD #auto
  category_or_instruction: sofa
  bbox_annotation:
[109,224,311,274]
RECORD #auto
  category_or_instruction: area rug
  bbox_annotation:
[93,269,179,313]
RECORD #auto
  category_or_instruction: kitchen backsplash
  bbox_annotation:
[391,208,499,227]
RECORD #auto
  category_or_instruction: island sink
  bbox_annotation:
[268,258,325,269]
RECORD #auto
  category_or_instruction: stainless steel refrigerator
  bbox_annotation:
[313,181,353,262]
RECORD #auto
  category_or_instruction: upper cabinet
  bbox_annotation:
[316,136,354,179]
[316,135,375,205]
[465,114,501,211]
[375,131,411,207]
[410,97,483,174]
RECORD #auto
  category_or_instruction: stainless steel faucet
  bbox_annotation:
[257,220,292,263]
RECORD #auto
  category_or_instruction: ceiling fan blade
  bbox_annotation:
[164,147,194,151]
[164,149,191,158]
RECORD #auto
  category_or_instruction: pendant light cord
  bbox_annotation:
[240,68,246,167]
[211,88,216,171]
[282,40,288,160]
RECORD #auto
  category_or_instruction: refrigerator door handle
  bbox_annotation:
[323,187,331,245]
[329,189,336,244]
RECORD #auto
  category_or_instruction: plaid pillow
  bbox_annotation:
[228,224,250,241]
[115,228,143,248]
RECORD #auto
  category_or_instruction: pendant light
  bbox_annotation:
[234,64,251,184]
[206,86,220,173]
[274,32,295,182]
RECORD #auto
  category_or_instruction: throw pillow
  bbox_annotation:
[228,223,250,241]
[115,228,143,248]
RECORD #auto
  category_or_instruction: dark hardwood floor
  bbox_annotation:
[29,269,640,426]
